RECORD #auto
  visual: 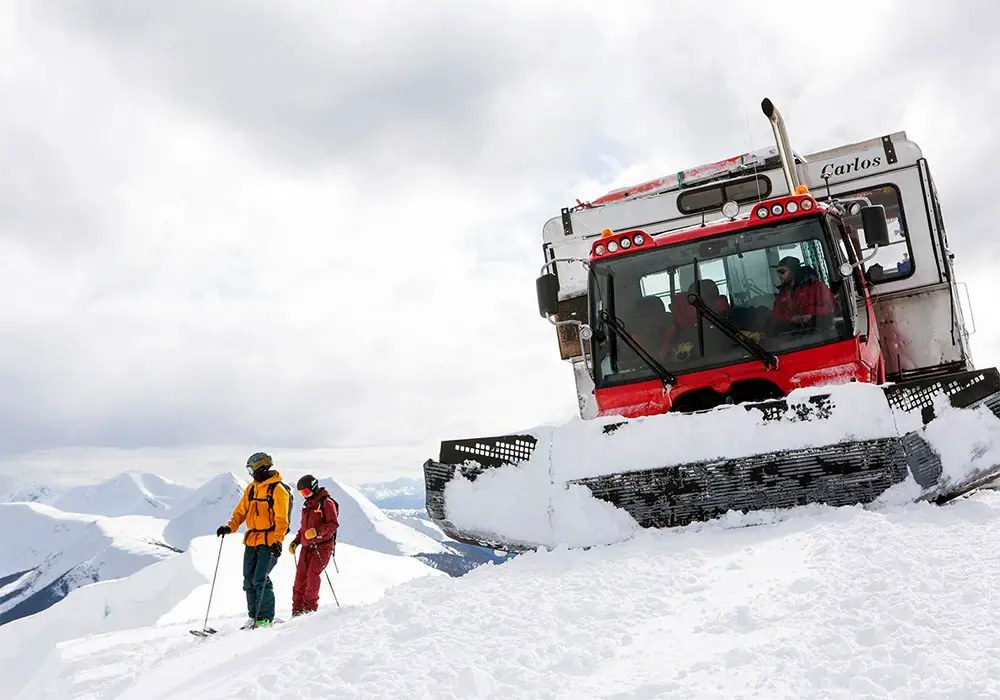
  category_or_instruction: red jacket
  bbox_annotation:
[291,487,339,548]
[770,275,836,323]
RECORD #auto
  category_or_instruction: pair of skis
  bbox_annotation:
[190,618,286,637]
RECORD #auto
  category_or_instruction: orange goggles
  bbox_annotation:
[298,487,313,498]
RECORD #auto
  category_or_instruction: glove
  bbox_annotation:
[216,525,231,537]
[304,528,317,540]
[289,541,299,555]
[270,542,282,558]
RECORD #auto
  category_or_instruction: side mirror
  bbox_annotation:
[860,205,890,248]
[536,273,559,318]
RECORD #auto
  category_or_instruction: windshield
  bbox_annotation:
[590,216,852,388]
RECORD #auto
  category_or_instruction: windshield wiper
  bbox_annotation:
[687,293,779,370]
[598,309,677,386]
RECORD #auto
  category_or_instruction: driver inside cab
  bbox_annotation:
[767,256,836,334]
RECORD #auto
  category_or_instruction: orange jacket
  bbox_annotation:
[226,472,292,547]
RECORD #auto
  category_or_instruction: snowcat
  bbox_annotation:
[424,98,1000,551]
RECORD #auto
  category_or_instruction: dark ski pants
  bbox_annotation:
[243,544,278,622]
[292,543,333,613]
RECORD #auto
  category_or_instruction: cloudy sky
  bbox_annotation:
[1,0,998,488]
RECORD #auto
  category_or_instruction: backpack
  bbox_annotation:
[248,480,294,540]
[311,492,340,544]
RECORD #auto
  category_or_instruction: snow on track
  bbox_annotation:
[25,491,1000,699]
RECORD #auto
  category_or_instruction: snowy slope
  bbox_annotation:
[6,533,443,698]
[385,508,449,542]
[17,491,1000,699]
[52,472,194,518]
[162,472,249,550]
[313,476,447,556]
[0,503,178,626]
[0,503,94,577]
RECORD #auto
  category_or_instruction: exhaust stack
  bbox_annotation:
[761,98,801,194]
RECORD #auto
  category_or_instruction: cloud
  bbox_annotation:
[1,0,999,483]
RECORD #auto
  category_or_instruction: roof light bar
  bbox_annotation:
[590,229,653,258]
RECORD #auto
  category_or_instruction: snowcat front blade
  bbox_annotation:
[424,368,1000,551]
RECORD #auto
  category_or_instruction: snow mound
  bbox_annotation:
[52,472,194,518]
[443,382,925,549]
[7,533,443,698]
[19,491,1000,699]
[163,472,249,550]
[0,504,178,627]
[314,476,447,557]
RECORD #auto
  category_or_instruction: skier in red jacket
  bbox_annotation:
[288,474,339,616]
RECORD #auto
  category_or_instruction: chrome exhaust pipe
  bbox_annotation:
[761,98,801,194]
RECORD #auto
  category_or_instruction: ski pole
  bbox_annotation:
[332,551,339,574]
[202,535,225,632]
[313,544,340,607]
[323,567,340,607]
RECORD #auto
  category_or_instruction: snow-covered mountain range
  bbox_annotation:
[0,469,502,632]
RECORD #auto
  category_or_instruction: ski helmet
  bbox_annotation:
[296,474,319,496]
[246,452,273,475]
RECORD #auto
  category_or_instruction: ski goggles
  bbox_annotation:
[298,487,313,498]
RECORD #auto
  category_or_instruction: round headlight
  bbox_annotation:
[756,206,769,218]
[594,244,606,256]
[785,201,799,214]
[620,237,632,249]
[771,203,784,216]
[721,200,740,218]
[607,241,619,253]
[801,198,814,211]
[633,233,645,246]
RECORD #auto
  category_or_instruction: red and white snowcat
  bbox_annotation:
[424,98,1000,551]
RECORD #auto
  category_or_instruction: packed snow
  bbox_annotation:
[5,533,443,697]
[443,382,1000,549]
[6,403,1000,698]
[444,382,909,548]
[921,395,1000,488]
[14,491,1000,698]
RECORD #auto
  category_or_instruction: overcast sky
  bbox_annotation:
[2,0,999,488]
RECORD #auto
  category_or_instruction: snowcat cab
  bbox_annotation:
[424,98,1000,551]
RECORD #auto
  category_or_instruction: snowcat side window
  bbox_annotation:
[837,184,914,284]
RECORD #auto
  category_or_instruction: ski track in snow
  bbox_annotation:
[21,490,1000,699]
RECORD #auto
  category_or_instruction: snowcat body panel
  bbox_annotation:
[594,337,873,418]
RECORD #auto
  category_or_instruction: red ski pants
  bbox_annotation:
[293,542,333,613]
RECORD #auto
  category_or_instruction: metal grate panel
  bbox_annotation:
[439,435,538,469]
[883,368,1000,423]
